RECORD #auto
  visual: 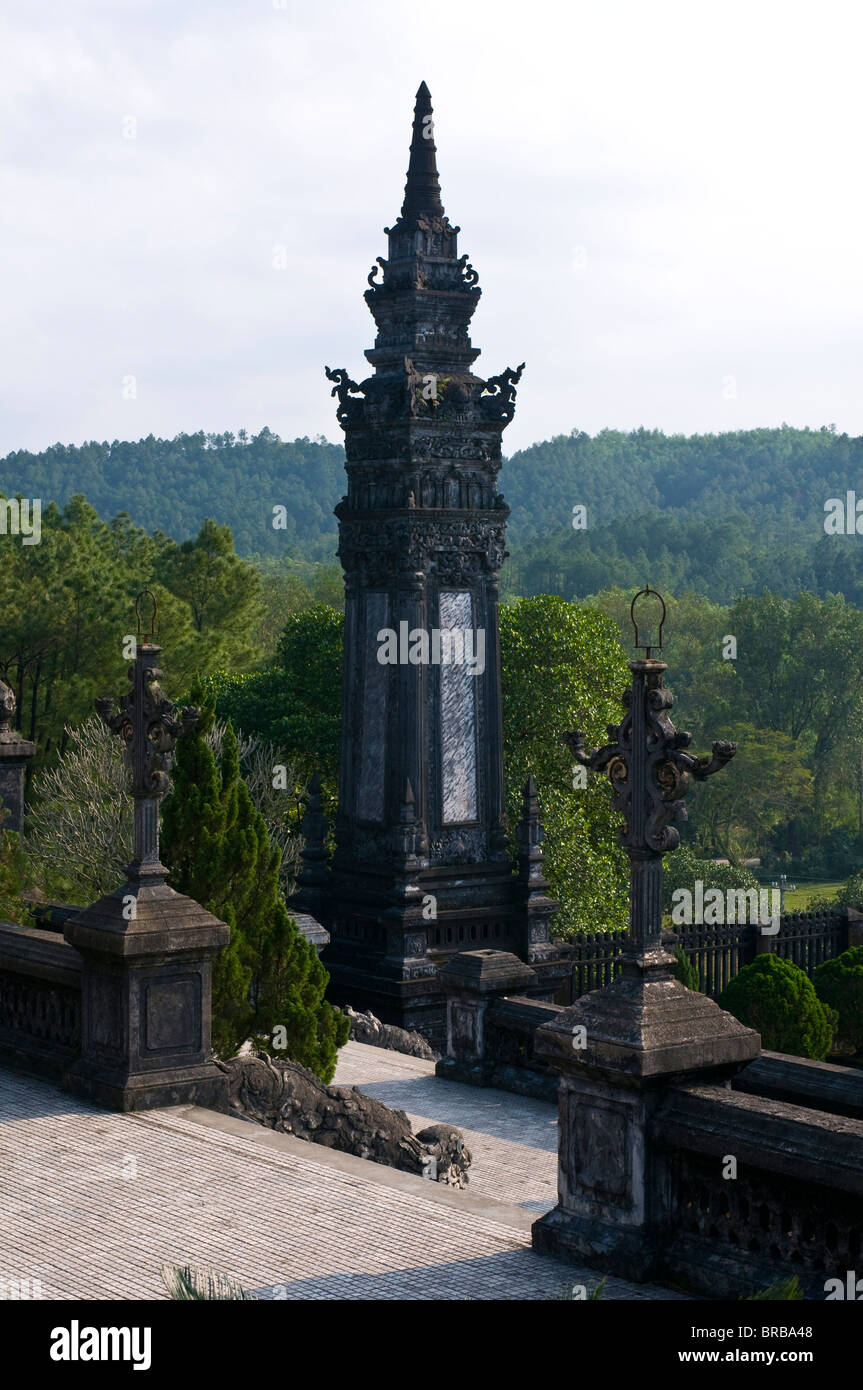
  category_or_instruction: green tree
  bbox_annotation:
[160,689,348,1076]
[728,591,863,829]
[310,564,345,611]
[670,945,699,992]
[204,604,344,817]
[252,567,316,658]
[662,844,760,911]
[157,518,264,671]
[500,595,630,934]
[0,822,33,923]
[689,723,813,862]
[0,497,258,768]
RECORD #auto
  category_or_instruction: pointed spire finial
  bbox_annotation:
[400,778,416,817]
[401,81,444,220]
[292,772,330,911]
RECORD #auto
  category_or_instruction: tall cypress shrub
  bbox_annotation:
[161,689,348,1079]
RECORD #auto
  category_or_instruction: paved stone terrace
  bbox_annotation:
[0,1052,687,1301]
[332,1040,559,1212]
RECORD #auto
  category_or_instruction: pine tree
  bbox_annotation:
[0,818,33,924]
[161,688,348,1078]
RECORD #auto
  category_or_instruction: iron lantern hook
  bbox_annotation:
[630,585,666,658]
[135,588,158,643]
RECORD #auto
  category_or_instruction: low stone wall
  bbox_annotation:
[735,1049,863,1120]
[437,995,560,1102]
[653,1082,863,1298]
[0,922,82,1077]
[27,898,330,957]
[438,947,863,1297]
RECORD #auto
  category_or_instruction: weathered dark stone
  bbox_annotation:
[437,948,536,1065]
[303,83,563,1041]
[290,912,330,955]
[217,1051,471,1186]
[0,679,36,832]
[64,609,229,1112]
[438,948,537,999]
[533,971,759,1083]
[735,1048,863,1120]
[650,1081,863,1298]
[345,1004,438,1059]
[0,923,82,1077]
[533,618,759,1277]
[435,950,561,1098]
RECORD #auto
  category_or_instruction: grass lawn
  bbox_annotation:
[780,881,843,911]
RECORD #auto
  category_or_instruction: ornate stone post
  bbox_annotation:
[532,588,760,1277]
[0,681,36,832]
[515,775,562,983]
[64,592,230,1111]
[292,773,330,921]
[318,83,560,1042]
[437,949,536,1077]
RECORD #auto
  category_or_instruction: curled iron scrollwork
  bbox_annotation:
[564,680,736,858]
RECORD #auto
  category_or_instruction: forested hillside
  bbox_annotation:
[0,429,344,562]
[503,425,863,603]
[4,423,863,601]
[6,424,863,918]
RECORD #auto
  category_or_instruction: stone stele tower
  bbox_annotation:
[312,83,563,1045]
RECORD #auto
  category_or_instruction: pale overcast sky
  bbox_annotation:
[2,0,862,458]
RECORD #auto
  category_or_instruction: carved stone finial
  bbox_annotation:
[0,677,35,831]
[516,774,544,882]
[392,778,426,866]
[515,775,558,959]
[299,773,328,857]
[481,363,526,423]
[97,614,200,879]
[401,80,444,221]
[294,772,330,900]
[324,366,365,429]
[563,596,736,956]
[0,680,17,740]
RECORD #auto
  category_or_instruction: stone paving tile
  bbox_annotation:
[0,1063,686,1301]
[333,1041,559,1212]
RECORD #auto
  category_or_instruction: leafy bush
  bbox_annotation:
[812,946,863,1054]
[161,1264,250,1300]
[670,944,700,991]
[161,689,349,1076]
[0,823,33,924]
[831,870,863,913]
[718,955,837,1060]
[807,869,863,915]
[25,715,302,903]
